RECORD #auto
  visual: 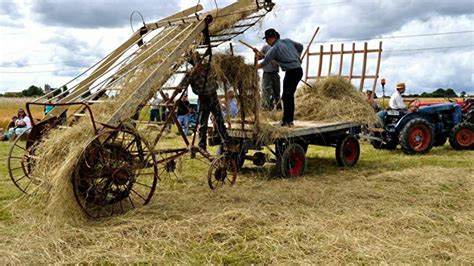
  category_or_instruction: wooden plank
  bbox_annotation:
[306,75,378,80]
[305,48,310,82]
[107,20,208,127]
[308,48,381,56]
[349,43,355,81]
[359,42,368,91]
[300,27,320,61]
[328,44,334,75]
[338,43,344,75]
[145,4,203,30]
[317,45,324,81]
[42,7,201,120]
[371,41,383,100]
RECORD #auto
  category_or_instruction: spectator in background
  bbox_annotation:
[365,90,380,112]
[149,95,161,122]
[221,90,238,118]
[6,109,32,140]
[176,94,191,136]
[161,93,170,122]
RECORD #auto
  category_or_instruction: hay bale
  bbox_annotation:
[295,76,377,124]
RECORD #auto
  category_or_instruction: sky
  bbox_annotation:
[0,0,473,96]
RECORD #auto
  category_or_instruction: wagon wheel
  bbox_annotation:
[156,151,182,181]
[7,128,41,194]
[336,135,360,167]
[72,128,158,218]
[207,155,237,190]
[278,143,307,178]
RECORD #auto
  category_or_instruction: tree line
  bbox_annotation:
[406,88,469,98]
[0,85,70,98]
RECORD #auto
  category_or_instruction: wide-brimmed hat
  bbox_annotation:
[396,83,406,90]
[262,28,278,39]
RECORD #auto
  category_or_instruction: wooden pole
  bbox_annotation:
[300,27,320,61]
[338,43,344,75]
[305,49,310,82]
[359,42,368,91]
[349,43,355,81]
[328,44,333,76]
[317,45,324,81]
[371,41,383,100]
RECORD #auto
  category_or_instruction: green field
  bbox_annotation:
[0,136,473,264]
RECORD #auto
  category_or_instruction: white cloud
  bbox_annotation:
[0,0,473,95]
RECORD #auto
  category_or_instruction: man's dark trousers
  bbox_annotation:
[282,67,303,124]
[198,94,229,149]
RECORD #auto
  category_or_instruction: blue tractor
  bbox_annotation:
[368,100,474,154]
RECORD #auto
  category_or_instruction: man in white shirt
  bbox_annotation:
[389,83,407,110]
[377,82,408,121]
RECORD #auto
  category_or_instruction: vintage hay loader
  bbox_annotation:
[7,0,276,218]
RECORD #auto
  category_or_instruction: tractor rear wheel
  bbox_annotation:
[449,123,474,150]
[336,135,360,167]
[399,118,434,155]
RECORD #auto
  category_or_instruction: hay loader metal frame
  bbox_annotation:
[7,0,276,218]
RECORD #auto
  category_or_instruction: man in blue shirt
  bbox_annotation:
[258,44,280,111]
[257,29,303,126]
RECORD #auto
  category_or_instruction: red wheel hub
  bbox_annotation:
[408,125,431,152]
[343,138,359,163]
[288,150,304,177]
[456,128,474,147]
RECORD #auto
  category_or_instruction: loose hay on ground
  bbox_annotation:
[2,165,473,263]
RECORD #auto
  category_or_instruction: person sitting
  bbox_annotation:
[6,109,32,141]
[377,82,408,121]
[1,116,19,141]
[365,90,381,112]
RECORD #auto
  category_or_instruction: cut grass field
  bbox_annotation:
[0,137,473,264]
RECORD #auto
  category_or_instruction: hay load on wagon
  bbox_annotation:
[294,76,377,125]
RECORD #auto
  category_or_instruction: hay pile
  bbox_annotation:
[295,76,377,124]
[211,52,259,117]
[2,161,473,263]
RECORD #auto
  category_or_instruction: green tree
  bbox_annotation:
[21,85,44,97]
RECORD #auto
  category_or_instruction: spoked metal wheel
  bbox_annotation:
[7,128,40,194]
[72,128,158,218]
[207,155,237,190]
[155,149,186,181]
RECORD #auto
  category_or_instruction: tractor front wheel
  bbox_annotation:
[449,123,474,150]
[399,118,434,155]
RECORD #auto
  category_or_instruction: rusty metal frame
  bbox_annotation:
[26,102,99,134]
